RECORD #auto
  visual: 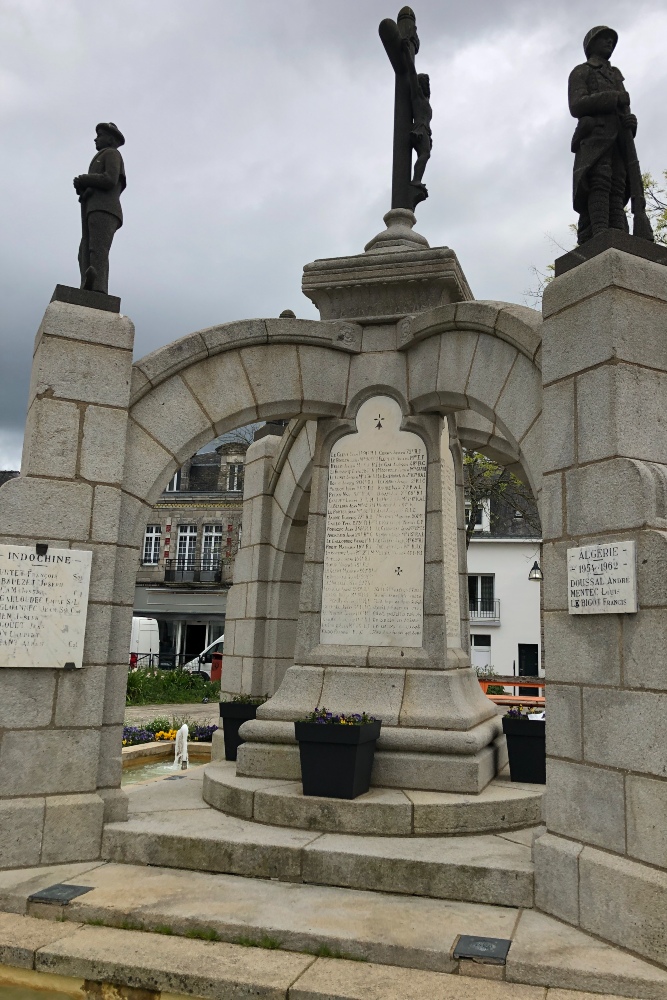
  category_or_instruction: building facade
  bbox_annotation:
[466,494,542,680]
[133,440,248,665]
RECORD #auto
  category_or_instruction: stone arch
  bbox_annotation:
[400,300,543,499]
[120,302,542,695]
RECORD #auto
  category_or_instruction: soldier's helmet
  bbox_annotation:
[583,26,618,58]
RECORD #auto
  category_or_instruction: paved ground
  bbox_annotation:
[124,702,219,725]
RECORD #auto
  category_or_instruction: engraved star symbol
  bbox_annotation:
[375,415,384,429]
[395,566,402,575]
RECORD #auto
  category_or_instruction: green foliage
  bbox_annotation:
[475,665,506,695]
[308,944,368,961]
[185,928,220,941]
[463,451,540,549]
[235,935,282,950]
[154,925,174,935]
[229,693,268,705]
[643,170,667,245]
[126,667,221,706]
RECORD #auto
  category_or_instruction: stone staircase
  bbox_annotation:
[102,763,538,908]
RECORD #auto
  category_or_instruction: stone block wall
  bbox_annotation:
[0,300,135,869]
[221,421,313,699]
[534,248,667,968]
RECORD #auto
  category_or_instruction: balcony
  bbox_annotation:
[163,558,223,584]
[469,599,501,624]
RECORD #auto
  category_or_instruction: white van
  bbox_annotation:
[129,616,160,667]
[183,634,224,673]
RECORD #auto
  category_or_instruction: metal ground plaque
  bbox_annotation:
[567,540,637,615]
[0,544,92,668]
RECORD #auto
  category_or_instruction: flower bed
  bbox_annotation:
[123,718,218,747]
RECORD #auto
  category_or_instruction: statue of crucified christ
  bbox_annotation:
[379,7,432,212]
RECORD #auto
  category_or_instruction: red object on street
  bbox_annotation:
[211,652,223,683]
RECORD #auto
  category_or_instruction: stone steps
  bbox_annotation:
[103,765,536,909]
[102,811,535,909]
[202,760,544,836]
[1,862,666,998]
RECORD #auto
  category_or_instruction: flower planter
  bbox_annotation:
[294,720,382,799]
[502,716,546,784]
[219,702,258,761]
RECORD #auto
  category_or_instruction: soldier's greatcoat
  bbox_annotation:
[568,54,631,213]
[78,147,126,223]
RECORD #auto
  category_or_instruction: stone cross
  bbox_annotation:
[379,7,431,212]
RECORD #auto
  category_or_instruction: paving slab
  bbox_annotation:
[34,924,314,1000]
[124,703,218,725]
[288,956,546,1000]
[0,862,107,915]
[52,862,519,973]
[0,912,83,969]
[126,769,210,813]
[507,910,667,999]
[302,831,534,907]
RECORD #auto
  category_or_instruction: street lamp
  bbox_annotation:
[528,561,543,582]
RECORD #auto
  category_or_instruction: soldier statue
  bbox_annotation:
[569,26,653,244]
[73,123,126,295]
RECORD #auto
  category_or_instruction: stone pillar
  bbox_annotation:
[534,247,667,968]
[217,426,310,695]
[0,295,135,869]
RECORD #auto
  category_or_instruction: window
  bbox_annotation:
[166,470,182,492]
[143,525,161,565]
[202,525,223,570]
[227,463,244,492]
[469,575,496,616]
[176,524,197,569]
[470,633,491,670]
[465,499,490,532]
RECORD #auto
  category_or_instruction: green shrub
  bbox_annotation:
[126,667,221,706]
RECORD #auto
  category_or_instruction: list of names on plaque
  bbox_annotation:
[567,541,638,615]
[0,544,92,668]
[320,396,427,647]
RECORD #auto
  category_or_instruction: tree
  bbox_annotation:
[464,450,540,549]
[644,170,667,245]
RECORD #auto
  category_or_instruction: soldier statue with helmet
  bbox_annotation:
[569,26,654,245]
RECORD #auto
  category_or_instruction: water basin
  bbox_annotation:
[121,754,208,785]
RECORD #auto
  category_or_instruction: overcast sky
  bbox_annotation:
[1,0,665,469]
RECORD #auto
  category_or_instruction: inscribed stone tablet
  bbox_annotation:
[0,544,92,668]
[320,396,427,647]
[567,541,637,614]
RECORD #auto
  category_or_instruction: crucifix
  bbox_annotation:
[379,7,432,213]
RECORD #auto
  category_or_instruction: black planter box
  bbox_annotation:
[294,720,382,799]
[502,716,546,784]
[219,702,258,761]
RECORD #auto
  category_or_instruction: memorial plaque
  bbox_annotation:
[0,544,92,668]
[320,396,427,647]
[567,541,637,615]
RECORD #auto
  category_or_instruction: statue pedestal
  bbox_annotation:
[301,210,472,324]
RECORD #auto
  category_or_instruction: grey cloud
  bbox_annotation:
[0,0,665,469]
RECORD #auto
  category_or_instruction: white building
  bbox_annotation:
[466,499,542,681]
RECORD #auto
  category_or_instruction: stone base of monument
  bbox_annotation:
[234,660,504,793]
[202,760,543,836]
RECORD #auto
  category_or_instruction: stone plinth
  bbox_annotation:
[302,211,472,324]
[0,296,135,869]
[203,761,542,835]
[534,247,667,969]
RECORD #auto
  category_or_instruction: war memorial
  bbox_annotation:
[1,12,667,1000]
